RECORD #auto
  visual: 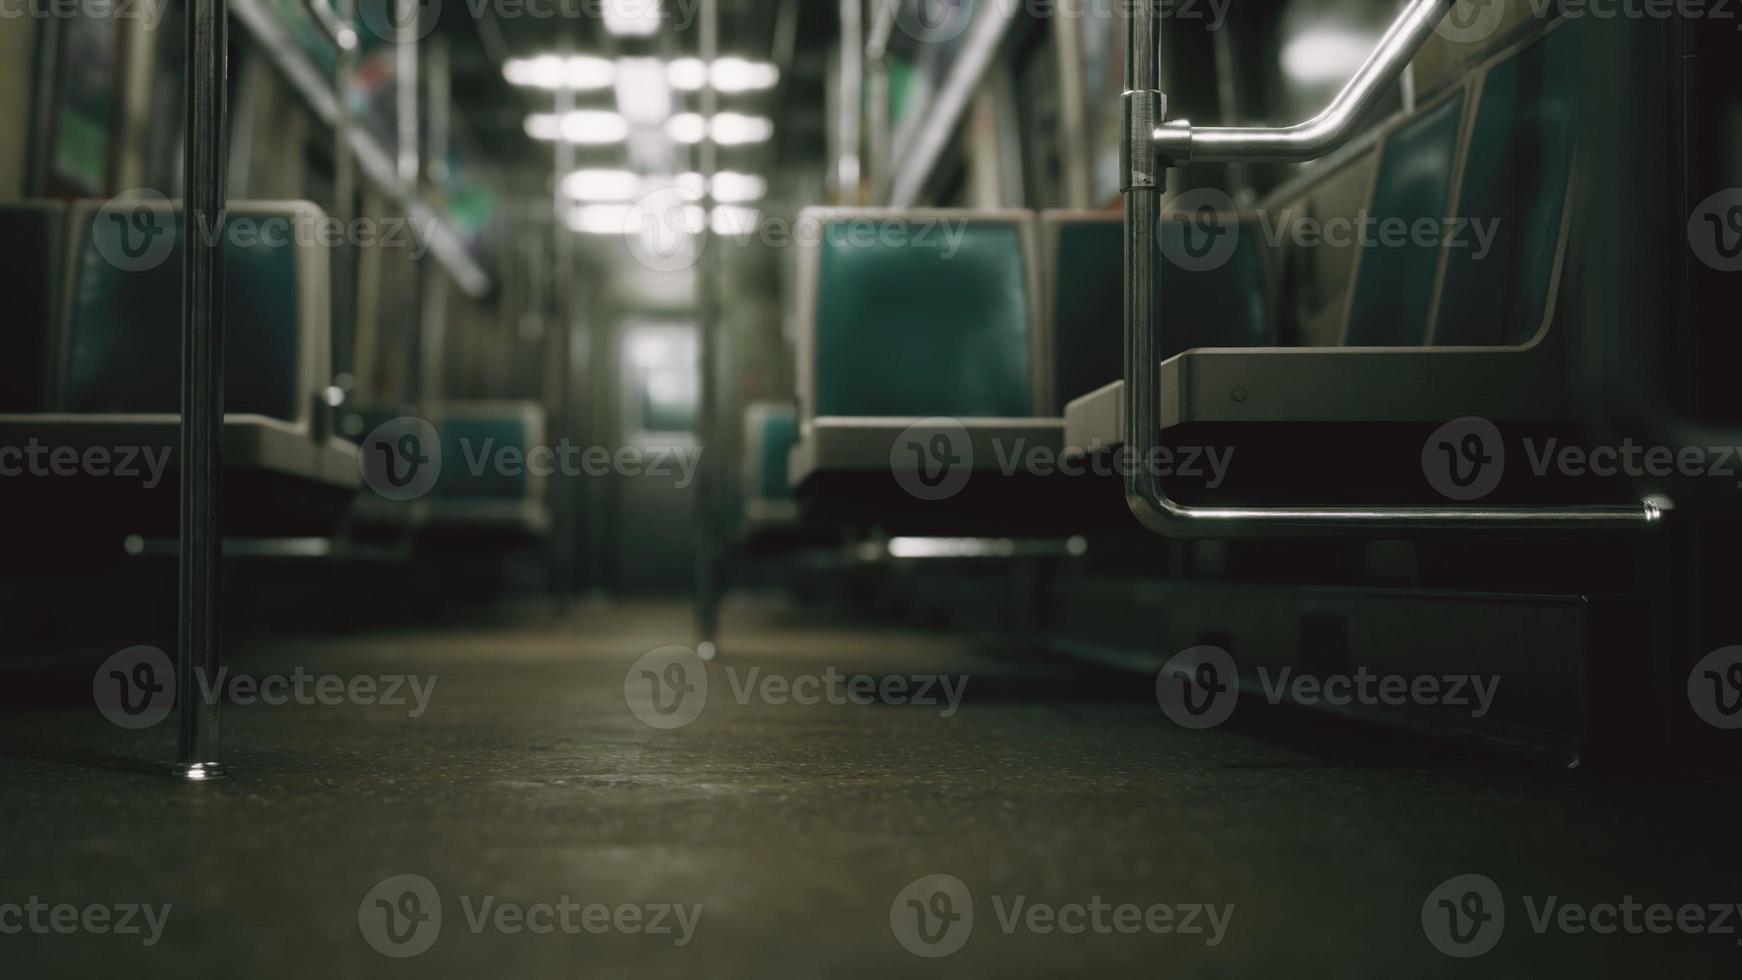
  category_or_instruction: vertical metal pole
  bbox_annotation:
[333,0,356,225]
[1054,8,1092,209]
[1122,1,1161,502]
[694,0,721,657]
[865,30,891,202]
[175,0,228,781]
[395,0,418,185]
[550,72,576,613]
[836,0,863,200]
[426,38,450,189]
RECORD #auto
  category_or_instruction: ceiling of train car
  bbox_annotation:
[429,0,834,186]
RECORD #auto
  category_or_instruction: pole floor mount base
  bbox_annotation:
[172,762,228,781]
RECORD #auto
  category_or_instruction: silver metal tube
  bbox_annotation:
[332,0,356,225]
[549,68,576,610]
[1124,1,1165,534]
[694,0,722,655]
[887,4,1020,206]
[426,38,450,187]
[866,0,896,60]
[837,0,863,198]
[395,0,418,185]
[1155,0,1455,164]
[301,0,353,51]
[175,0,228,781]
[1120,0,1664,536]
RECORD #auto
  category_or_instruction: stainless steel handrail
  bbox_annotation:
[1121,0,1665,536]
[303,0,357,51]
[1152,0,1451,163]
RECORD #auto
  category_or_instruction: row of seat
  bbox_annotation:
[0,199,358,537]
[341,401,552,541]
[0,198,548,544]
[1301,14,1576,349]
[1063,20,1583,501]
[745,21,1583,535]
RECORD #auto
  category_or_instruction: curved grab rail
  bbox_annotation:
[1153,0,1454,164]
[303,0,358,51]
[1120,0,1664,536]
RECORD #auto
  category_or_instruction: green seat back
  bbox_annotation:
[433,413,533,501]
[1050,220,1125,414]
[756,409,798,502]
[66,206,304,421]
[1050,214,1272,414]
[813,216,1032,418]
[1344,91,1466,346]
[1154,214,1272,356]
[1434,25,1580,346]
[0,203,66,412]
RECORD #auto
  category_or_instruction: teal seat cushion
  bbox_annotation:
[813,217,1032,418]
[434,415,531,500]
[758,410,798,502]
[67,208,303,421]
[1434,25,1580,346]
[1344,90,1466,346]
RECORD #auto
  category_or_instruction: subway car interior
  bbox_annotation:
[3,0,1742,974]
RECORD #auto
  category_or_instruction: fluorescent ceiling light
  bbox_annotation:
[710,113,774,146]
[572,197,707,239]
[507,53,779,93]
[667,57,708,91]
[615,57,672,125]
[563,169,642,202]
[666,56,778,92]
[602,0,661,36]
[1281,31,1374,85]
[525,110,630,144]
[676,172,707,197]
[665,113,708,144]
[570,204,634,235]
[710,172,766,203]
[503,54,614,91]
[710,57,779,93]
[664,113,774,146]
[710,206,760,237]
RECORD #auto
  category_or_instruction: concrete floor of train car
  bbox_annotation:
[3,601,1739,977]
